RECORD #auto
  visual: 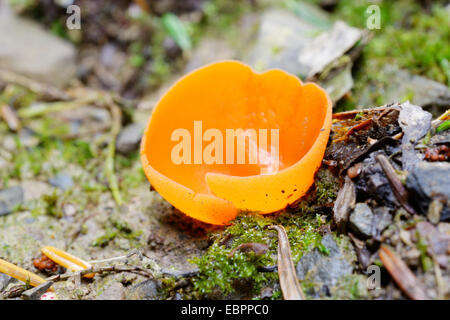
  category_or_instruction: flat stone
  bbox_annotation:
[243,9,325,77]
[96,282,125,300]
[124,279,163,300]
[116,123,144,154]
[48,173,74,191]
[373,207,392,235]
[242,8,363,103]
[349,203,374,238]
[0,186,24,216]
[22,281,53,300]
[406,161,450,221]
[383,66,450,109]
[398,102,432,171]
[296,234,353,288]
[297,21,362,79]
[0,273,13,292]
[0,5,76,87]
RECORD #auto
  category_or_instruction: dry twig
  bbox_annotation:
[0,69,70,101]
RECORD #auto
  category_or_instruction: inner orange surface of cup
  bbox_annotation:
[141,61,332,225]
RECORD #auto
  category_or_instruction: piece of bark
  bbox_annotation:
[333,175,356,232]
[21,281,53,300]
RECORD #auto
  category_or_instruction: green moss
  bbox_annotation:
[128,42,146,68]
[334,274,368,300]
[92,218,142,247]
[92,229,118,247]
[0,84,37,109]
[315,169,338,205]
[436,121,450,133]
[50,20,69,39]
[191,207,328,297]
[191,240,275,296]
[26,191,62,218]
[416,233,433,272]
[115,151,146,200]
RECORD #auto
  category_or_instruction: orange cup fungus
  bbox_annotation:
[141,61,332,225]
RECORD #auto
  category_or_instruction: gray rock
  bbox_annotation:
[22,281,53,300]
[297,21,363,79]
[406,161,450,221]
[349,203,374,238]
[96,282,125,300]
[0,273,13,292]
[383,66,450,109]
[296,234,353,288]
[0,6,76,87]
[243,9,325,77]
[398,102,432,171]
[116,123,144,154]
[373,207,392,235]
[124,279,163,300]
[184,38,235,72]
[0,186,24,216]
[48,173,74,191]
[242,8,363,103]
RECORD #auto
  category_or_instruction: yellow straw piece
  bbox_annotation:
[0,258,53,291]
[41,246,94,278]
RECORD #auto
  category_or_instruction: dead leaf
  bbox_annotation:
[269,225,305,300]
[379,245,429,300]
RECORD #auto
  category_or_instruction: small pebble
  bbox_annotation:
[347,162,362,179]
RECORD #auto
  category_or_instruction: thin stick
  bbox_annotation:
[47,265,154,282]
[89,249,142,264]
[17,99,91,118]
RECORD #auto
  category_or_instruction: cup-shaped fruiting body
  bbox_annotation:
[141,61,332,225]
[41,246,94,278]
[0,258,52,290]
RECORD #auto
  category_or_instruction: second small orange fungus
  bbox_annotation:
[141,61,332,225]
